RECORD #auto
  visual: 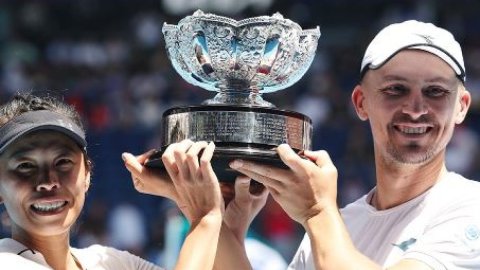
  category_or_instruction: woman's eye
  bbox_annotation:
[56,158,74,169]
[16,162,36,173]
[57,159,72,165]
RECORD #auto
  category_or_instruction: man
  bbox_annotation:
[229,20,480,269]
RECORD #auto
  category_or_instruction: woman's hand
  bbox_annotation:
[122,149,178,201]
[160,140,225,270]
[229,144,338,226]
[161,140,224,223]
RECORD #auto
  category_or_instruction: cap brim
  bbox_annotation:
[0,110,87,154]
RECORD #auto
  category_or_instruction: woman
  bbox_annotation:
[0,93,224,270]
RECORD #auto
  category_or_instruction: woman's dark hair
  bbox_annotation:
[0,92,92,171]
[0,93,84,127]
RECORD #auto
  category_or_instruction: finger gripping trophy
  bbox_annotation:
[146,10,321,182]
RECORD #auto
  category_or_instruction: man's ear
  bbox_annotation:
[352,85,369,121]
[455,88,471,124]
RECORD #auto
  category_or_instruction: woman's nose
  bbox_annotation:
[35,170,60,192]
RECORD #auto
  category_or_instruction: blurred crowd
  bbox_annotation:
[1,0,480,267]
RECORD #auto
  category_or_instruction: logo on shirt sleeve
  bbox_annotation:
[456,223,480,252]
[393,238,417,252]
[465,224,480,241]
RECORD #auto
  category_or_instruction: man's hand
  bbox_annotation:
[229,144,338,226]
[222,176,269,243]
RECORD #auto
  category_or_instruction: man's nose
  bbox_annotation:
[401,93,428,120]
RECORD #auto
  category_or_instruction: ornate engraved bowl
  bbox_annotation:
[162,10,321,107]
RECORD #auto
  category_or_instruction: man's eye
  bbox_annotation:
[424,87,450,98]
[381,85,407,96]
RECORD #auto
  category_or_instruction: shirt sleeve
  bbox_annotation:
[402,203,480,270]
[82,245,165,270]
[288,233,310,270]
[0,253,51,270]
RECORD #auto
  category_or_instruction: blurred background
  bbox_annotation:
[0,0,479,268]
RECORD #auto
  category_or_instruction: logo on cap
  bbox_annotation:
[415,34,434,45]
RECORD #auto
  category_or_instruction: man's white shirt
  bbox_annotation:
[288,172,480,270]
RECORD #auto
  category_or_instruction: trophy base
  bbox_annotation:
[145,144,289,182]
[144,104,312,182]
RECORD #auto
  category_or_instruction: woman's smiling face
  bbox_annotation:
[0,130,90,238]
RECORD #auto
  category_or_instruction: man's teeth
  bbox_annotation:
[32,201,67,212]
[399,126,428,134]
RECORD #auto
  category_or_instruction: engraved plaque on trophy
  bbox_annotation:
[145,10,321,182]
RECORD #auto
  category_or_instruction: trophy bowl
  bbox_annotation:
[145,10,321,182]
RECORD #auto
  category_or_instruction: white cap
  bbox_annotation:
[360,20,465,82]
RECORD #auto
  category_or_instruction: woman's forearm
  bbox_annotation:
[174,212,223,270]
[213,224,252,270]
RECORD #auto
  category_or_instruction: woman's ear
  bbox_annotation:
[455,88,471,124]
[85,172,91,191]
[84,158,92,191]
[352,85,369,121]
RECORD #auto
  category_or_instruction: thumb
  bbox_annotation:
[304,150,333,168]
[137,149,157,164]
[122,152,143,175]
[277,144,305,172]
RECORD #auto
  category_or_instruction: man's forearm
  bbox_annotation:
[304,206,381,270]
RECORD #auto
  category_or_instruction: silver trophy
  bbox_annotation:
[146,10,321,182]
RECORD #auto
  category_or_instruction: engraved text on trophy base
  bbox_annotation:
[164,110,310,150]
